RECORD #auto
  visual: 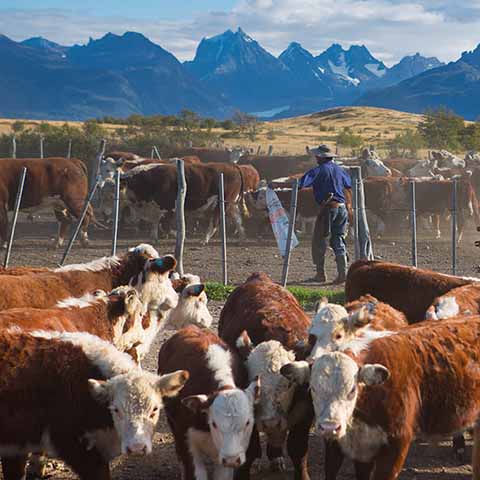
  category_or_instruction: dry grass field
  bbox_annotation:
[0,106,426,155]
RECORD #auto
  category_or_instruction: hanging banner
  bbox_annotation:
[266,187,299,257]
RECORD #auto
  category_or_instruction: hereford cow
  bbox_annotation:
[158,325,260,480]
[426,282,480,320]
[282,317,480,479]
[0,157,98,248]
[0,244,162,311]
[307,296,408,360]
[345,259,475,323]
[115,163,247,243]
[218,272,312,478]
[0,330,188,480]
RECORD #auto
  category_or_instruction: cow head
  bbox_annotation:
[227,147,246,164]
[168,283,213,329]
[407,159,436,177]
[308,300,350,359]
[362,156,392,177]
[89,369,189,455]
[241,337,296,447]
[182,378,260,468]
[99,157,124,187]
[281,352,389,439]
[426,296,460,320]
[130,255,178,313]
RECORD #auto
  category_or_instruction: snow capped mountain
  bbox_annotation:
[315,44,387,87]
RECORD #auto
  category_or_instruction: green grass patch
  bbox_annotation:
[205,282,345,308]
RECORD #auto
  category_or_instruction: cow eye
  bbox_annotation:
[335,333,343,340]
[150,407,159,419]
[212,421,217,429]
[245,420,251,428]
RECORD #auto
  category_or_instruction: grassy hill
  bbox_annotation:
[0,106,425,155]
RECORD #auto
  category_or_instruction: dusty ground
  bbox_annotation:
[1,215,479,479]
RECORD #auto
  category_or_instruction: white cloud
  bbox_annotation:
[0,1,480,65]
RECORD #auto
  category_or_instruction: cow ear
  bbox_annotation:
[88,379,110,404]
[280,361,310,385]
[314,297,329,313]
[246,376,261,405]
[347,306,372,330]
[184,284,205,297]
[125,343,141,365]
[358,364,390,386]
[235,330,254,360]
[124,288,140,308]
[151,256,177,274]
[182,394,211,413]
[156,370,189,398]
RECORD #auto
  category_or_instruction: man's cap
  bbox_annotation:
[308,144,337,159]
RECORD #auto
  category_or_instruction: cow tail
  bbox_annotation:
[234,165,250,218]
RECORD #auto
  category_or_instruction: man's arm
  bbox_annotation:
[299,167,318,189]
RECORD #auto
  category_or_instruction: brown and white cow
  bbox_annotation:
[346,259,476,323]
[0,157,99,248]
[0,329,188,480]
[0,288,147,358]
[426,282,480,320]
[0,244,161,312]
[158,325,260,480]
[307,296,408,359]
[282,317,480,480]
[218,272,312,478]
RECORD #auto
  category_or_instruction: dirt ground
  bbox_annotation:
[2,215,480,480]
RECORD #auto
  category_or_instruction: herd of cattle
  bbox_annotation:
[2,243,480,479]
[0,145,479,246]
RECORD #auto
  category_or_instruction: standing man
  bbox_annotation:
[299,145,351,284]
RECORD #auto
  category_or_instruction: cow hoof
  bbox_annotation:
[270,457,286,472]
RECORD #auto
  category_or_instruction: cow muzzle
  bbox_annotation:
[317,421,343,439]
[221,453,245,468]
[123,435,152,456]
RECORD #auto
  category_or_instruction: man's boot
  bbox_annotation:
[333,255,348,284]
[307,258,327,283]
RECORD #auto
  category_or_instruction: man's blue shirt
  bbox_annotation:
[299,161,352,204]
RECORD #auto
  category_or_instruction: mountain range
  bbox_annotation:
[0,27,472,121]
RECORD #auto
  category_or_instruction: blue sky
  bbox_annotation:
[1,0,480,64]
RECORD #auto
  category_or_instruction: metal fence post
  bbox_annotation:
[175,159,186,276]
[3,167,27,268]
[219,173,227,285]
[452,178,458,275]
[11,135,16,159]
[111,169,121,256]
[281,180,299,287]
[353,178,360,261]
[67,139,72,159]
[410,181,417,267]
[40,136,44,159]
[59,181,99,266]
[90,139,106,189]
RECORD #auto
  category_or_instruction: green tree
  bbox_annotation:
[336,128,363,150]
[418,108,465,151]
[387,129,425,157]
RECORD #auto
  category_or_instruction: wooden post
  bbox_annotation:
[111,169,121,256]
[90,139,106,189]
[59,181,99,266]
[281,180,299,287]
[40,136,44,159]
[153,146,161,160]
[452,178,458,275]
[11,135,16,159]
[3,167,27,268]
[219,172,227,285]
[67,139,72,159]
[175,159,186,276]
[410,181,417,267]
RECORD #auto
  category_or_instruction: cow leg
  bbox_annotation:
[167,419,197,480]
[228,204,246,240]
[205,212,219,244]
[324,440,344,480]
[266,443,285,472]
[354,460,374,480]
[1,455,28,480]
[457,213,465,244]
[287,420,311,480]
[56,218,69,248]
[61,449,110,480]
[28,453,47,478]
[371,440,410,480]
[473,423,480,479]
[453,434,466,462]
[433,214,441,239]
